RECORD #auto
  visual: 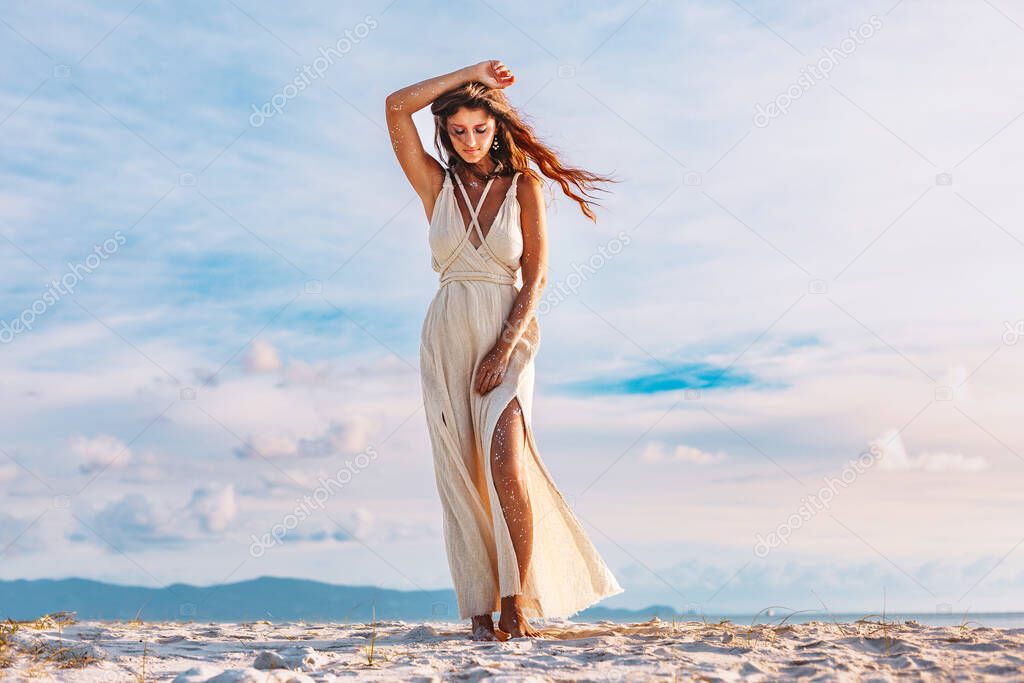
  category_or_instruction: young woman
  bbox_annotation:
[385,60,624,641]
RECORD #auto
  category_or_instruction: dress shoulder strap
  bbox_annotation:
[507,171,522,198]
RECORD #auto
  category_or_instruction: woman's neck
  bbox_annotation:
[466,156,498,178]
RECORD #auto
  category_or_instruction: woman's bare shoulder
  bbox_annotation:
[420,158,449,223]
[516,172,544,207]
[423,157,447,197]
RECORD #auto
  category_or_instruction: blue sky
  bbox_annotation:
[2,0,1024,617]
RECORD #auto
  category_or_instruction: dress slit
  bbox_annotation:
[485,393,529,602]
[477,348,548,616]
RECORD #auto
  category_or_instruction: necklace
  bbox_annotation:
[457,159,505,188]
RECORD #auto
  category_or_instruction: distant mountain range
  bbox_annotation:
[0,577,678,623]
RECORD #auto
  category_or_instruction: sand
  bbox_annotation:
[2,613,1023,681]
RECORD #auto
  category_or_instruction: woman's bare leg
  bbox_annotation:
[490,397,542,638]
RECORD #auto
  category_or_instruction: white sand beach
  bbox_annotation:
[3,612,1024,681]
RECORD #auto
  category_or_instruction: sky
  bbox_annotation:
[2,0,1024,618]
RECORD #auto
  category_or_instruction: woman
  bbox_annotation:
[385,60,624,641]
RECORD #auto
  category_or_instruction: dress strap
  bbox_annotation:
[452,171,495,247]
[506,171,521,199]
[441,170,520,282]
[436,171,487,275]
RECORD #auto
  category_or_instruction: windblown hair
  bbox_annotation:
[430,81,615,222]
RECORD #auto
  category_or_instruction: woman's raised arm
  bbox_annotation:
[385,61,515,208]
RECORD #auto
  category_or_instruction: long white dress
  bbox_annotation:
[419,167,625,620]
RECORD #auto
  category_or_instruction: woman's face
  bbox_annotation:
[447,107,495,164]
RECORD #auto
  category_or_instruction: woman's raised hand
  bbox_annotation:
[474,60,515,89]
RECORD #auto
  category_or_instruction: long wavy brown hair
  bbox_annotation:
[430,81,616,222]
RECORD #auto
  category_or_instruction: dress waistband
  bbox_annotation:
[440,270,516,287]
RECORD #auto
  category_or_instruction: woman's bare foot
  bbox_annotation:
[497,595,543,638]
[470,614,508,641]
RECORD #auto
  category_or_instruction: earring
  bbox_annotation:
[492,137,500,151]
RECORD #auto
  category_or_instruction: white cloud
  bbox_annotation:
[281,359,338,387]
[299,418,374,456]
[871,429,988,473]
[234,417,374,459]
[641,441,725,465]
[71,485,241,551]
[254,468,325,492]
[70,434,132,475]
[72,494,186,552]
[234,431,300,459]
[279,507,374,544]
[117,453,171,485]
[324,507,373,542]
[914,451,989,473]
[244,340,283,372]
[188,483,237,533]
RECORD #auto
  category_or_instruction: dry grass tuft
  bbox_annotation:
[0,611,104,676]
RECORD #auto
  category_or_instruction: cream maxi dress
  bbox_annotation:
[419,166,624,620]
